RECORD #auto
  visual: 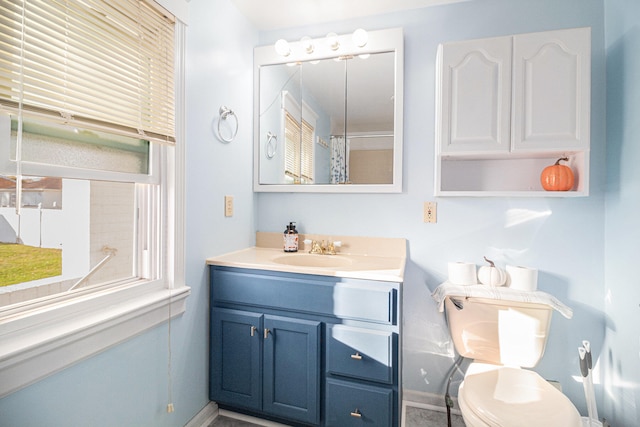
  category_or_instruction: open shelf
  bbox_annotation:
[435,151,588,197]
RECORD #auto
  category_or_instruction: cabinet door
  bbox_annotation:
[439,36,512,154]
[210,308,262,411]
[512,27,590,151]
[263,315,321,425]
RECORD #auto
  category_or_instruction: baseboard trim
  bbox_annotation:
[402,390,462,416]
[184,401,218,427]
[218,409,290,427]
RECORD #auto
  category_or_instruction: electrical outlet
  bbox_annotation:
[424,201,437,223]
[224,195,233,217]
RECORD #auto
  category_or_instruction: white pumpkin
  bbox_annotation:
[478,256,507,287]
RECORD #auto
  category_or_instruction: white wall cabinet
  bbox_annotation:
[435,27,591,196]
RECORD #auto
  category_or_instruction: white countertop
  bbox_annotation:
[206,232,407,282]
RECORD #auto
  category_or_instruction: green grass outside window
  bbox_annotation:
[0,243,62,287]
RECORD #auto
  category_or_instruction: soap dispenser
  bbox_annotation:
[283,222,299,252]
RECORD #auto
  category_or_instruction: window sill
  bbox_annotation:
[0,280,190,398]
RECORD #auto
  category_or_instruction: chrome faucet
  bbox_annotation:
[304,239,341,255]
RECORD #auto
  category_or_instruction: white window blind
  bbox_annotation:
[301,119,314,182]
[284,113,314,183]
[284,111,300,182]
[0,0,175,144]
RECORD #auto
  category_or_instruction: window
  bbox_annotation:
[0,115,157,305]
[0,0,173,305]
[0,0,188,398]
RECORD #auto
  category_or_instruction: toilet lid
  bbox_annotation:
[461,366,582,426]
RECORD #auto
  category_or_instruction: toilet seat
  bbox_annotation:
[458,364,582,427]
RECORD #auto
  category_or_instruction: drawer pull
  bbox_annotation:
[350,409,362,418]
[351,352,363,360]
[250,326,257,337]
[264,328,271,339]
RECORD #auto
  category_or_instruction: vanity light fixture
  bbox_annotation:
[352,28,368,48]
[273,29,368,59]
[274,39,291,57]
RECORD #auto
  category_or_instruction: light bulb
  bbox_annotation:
[274,39,291,57]
[301,36,314,54]
[326,32,339,51]
[352,28,368,48]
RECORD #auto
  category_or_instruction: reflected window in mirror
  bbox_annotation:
[284,113,315,184]
[280,90,318,184]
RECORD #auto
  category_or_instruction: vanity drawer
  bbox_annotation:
[211,267,397,324]
[325,378,393,427]
[326,324,393,384]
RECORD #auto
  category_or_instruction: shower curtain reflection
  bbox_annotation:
[330,136,349,184]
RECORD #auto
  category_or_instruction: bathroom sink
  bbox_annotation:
[272,254,353,268]
[207,233,407,282]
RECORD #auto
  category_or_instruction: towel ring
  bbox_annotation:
[216,105,238,143]
[266,131,277,159]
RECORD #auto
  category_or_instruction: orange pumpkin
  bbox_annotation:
[541,157,575,191]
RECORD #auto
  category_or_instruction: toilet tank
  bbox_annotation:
[444,296,553,368]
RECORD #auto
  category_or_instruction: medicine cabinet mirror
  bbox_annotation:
[253,28,404,193]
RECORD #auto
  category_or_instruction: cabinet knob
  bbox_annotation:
[350,409,362,418]
[350,352,363,360]
[264,328,271,339]
[250,326,257,337]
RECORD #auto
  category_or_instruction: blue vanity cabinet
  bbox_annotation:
[209,265,400,427]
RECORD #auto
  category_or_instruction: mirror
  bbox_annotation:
[253,28,404,193]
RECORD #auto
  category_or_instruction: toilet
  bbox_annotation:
[444,296,582,426]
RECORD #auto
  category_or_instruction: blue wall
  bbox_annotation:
[604,0,640,425]
[2,0,639,426]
